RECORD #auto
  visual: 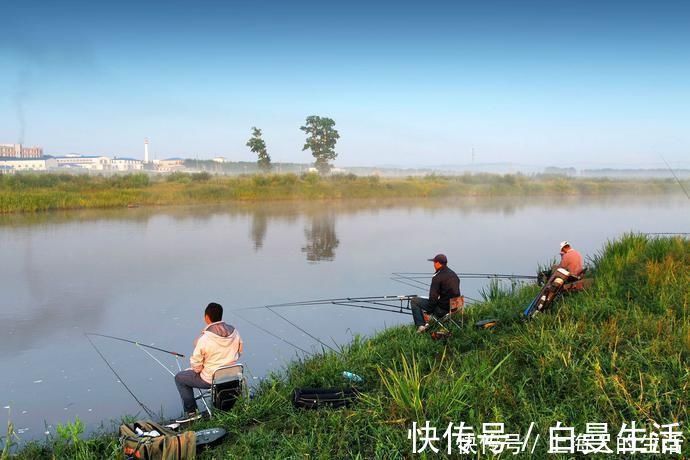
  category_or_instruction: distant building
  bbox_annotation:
[154,158,185,172]
[0,144,43,158]
[212,157,227,163]
[0,157,57,172]
[112,157,143,171]
[54,155,111,170]
[0,144,21,157]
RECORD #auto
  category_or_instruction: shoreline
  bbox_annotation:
[0,172,686,214]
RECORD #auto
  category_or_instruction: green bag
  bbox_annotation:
[120,420,196,460]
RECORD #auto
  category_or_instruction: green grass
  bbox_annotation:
[0,172,686,213]
[6,234,689,458]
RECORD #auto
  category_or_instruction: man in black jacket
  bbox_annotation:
[411,254,461,333]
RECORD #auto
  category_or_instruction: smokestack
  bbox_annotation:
[144,138,149,163]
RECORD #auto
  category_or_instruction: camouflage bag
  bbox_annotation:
[120,420,196,460]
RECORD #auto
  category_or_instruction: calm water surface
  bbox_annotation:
[1,196,687,440]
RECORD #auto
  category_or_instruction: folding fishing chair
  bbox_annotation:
[195,363,247,417]
[426,296,465,335]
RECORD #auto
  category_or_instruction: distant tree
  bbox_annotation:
[246,127,271,172]
[300,116,340,174]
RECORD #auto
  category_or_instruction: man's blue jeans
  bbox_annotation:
[174,370,211,413]
[411,297,434,326]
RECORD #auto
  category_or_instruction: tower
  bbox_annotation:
[144,138,149,163]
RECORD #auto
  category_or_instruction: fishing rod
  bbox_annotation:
[662,156,690,200]
[258,294,418,309]
[392,272,538,280]
[325,300,413,315]
[87,333,215,416]
[86,332,186,381]
[85,333,157,419]
[233,295,417,313]
[85,332,185,357]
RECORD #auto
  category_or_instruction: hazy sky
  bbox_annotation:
[1,0,688,167]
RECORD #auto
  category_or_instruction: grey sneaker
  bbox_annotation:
[416,324,429,334]
[175,411,201,423]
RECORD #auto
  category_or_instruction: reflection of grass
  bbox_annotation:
[0,172,686,213]
[12,234,689,458]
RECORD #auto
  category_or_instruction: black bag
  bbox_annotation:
[292,387,359,410]
[213,378,242,411]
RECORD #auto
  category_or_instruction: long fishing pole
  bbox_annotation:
[259,295,418,309]
[329,301,412,315]
[662,156,690,200]
[85,332,185,357]
[266,307,339,353]
[392,272,537,280]
[85,334,157,419]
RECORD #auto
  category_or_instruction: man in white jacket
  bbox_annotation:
[174,302,243,422]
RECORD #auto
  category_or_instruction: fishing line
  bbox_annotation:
[85,333,157,419]
[662,156,690,200]
[231,310,311,355]
[267,307,338,353]
[136,344,176,377]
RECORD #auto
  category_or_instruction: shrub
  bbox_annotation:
[190,172,212,182]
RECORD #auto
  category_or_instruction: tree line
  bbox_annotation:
[246,116,340,174]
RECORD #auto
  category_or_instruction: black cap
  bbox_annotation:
[427,254,448,265]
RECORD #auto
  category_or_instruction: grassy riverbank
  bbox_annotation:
[0,172,686,213]
[5,234,688,458]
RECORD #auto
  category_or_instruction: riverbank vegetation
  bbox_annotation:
[0,172,686,213]
[6,234,688,458]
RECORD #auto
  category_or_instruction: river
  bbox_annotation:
[1,195,687,441]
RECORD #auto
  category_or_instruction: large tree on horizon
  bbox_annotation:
[300,115,340,174]
[246,127,271,172]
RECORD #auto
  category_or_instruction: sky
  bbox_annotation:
[1,0,689,167]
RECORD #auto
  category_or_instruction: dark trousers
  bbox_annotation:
[411,297,441,326]
[174,370,211,413]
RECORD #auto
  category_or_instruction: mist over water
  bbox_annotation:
[0,196,687,441]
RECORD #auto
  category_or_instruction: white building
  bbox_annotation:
[111,157,143,171]
[0,157,57,172]
[54,155,111,170]
[212,157,227,163]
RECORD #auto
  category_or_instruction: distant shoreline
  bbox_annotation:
[0,172,686,214]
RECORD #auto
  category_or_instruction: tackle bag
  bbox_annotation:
[292,387,359,410]
[523,268,571,319]
[120,420,196,460]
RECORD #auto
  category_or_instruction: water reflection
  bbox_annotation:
[250,211,268,250]
[302,213,340,262]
